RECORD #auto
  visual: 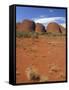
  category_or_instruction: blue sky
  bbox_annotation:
[16,6,66,27]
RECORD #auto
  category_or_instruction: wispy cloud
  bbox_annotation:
[32,16,65,27]
[60,23,66,28]
[32,15,47,20]
[33,17,65,23]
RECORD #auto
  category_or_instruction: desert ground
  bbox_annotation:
[16,33,66,84]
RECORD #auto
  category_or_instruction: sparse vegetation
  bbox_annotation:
[25,66,40,81]
[16,31,39,38]
[25,66,48,82]
[16,31,66,39]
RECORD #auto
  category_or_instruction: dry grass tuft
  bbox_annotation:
[25,65,40,81]
[25,65,48,82]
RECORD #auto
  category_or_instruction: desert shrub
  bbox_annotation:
[16,31,23,37]
[16,31,65,38]
[25,66,48,82]
[22,32,31,38]
[16,31,32,38]
[25,66,40,81]
[45,32,66,37]
[16,31,39,38]
[39,32,47,35]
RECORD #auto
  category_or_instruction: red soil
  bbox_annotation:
[16,36,66,83]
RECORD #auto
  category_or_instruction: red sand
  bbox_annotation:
[16,36,66,83]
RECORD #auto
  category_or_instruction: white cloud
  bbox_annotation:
[32,15,46,20]
[32,16,65,28]
[33,17,65,23]
[60,23,66,28]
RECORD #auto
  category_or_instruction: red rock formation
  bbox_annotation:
[35,23,46,32]
[16,22,21,31]
[16,19,35,32]
[16,20,65,33]
[47,22,62,33]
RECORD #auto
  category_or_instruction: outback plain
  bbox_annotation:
[16,19,66,83]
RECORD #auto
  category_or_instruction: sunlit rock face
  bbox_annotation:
[16,19,35,32]
[47,22,63,33]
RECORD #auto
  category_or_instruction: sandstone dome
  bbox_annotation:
[35,23,46,32]
[16,19,35,32]
[47,22,62,33]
